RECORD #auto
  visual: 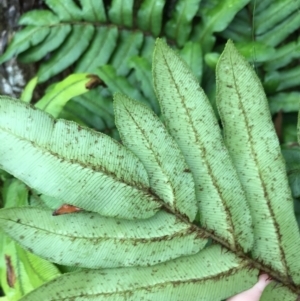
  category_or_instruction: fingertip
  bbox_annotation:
[226,274,271,301]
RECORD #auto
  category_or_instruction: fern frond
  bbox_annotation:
[0,0,248,85]
[1,38,300,301]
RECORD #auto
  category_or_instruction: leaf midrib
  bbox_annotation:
[123,104,176,205]
[41,265,244,300]
[160,51,236,248]
[0,122,148,193]
[228,50,289,277]
[1,216,192,242]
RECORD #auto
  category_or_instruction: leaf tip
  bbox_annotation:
[153,38,169,60]
[85,74,105,90]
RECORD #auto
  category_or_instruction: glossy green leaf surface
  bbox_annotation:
[257,11,300,47]
[0,208,207,268]
[216,40,300,284]
[20,77,38,103]
[128,56,159,113]
[80,0,107,22]
[0,238,61,301]
[265,67,300,92]
[37,25,94,82]
[140,35,156,61]
[219,8,252,43]
[1,179,28,208]
[255,0,300,35]
[69,90,115,131]
[282,147,300,199]
[75,27,118,72]
[114,93,198,221]
[45,0,82,21]
[0,27,50,64]
[19,245,257,301]
[19,25,71,63]
[179,41,203,82]
[254,0,274,15]
[153,39,253,252]
[0,96,160,219]
[235,41,275,63]
[137,0,166,36]
[96,65,148,104]
[164,0,201,47]
[110,30,143,76]
[18,10,59,25]
[265,40,300,71]
[194,0,250,51]
[35,73,102,117]
[269,92,300,114]
[108,0,134,27]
